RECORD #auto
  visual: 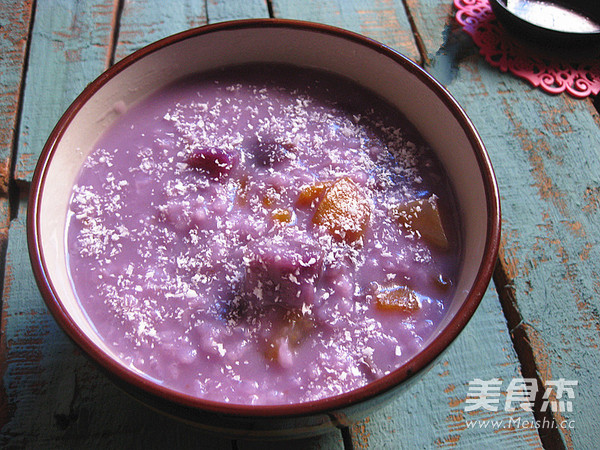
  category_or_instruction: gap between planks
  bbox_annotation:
[400,0,428,66]
[493,262,566,450]
[266,0,275,18]
[1,0,36,307]
[107,0,125,67]
[6,0,36,222]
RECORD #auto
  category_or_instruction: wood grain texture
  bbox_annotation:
[206,0,269,23]
[406,0,600,447]
[114,0,208,62]
[0,0,33,195]
[271,0,420,63]
[0,196,233,449]
[14,0,118,184]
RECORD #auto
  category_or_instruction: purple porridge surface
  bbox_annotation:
[66,64,462,405]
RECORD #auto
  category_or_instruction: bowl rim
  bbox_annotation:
[27,18,501,419]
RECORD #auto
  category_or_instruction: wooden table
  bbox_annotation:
[1,1,598,448]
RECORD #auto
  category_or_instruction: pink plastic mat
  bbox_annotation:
[454,0,600,98]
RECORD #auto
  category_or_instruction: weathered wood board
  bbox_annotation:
[0,196,9,296]
[272,0,420,63]
[206,0,269,23]
[14,0,117,184]
[272,1,543,447]
[114,0,208,62]
[117,1,344,447]
[0,0,33,195]
[405,0,600,447]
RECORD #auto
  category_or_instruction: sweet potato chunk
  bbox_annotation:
[391,196,449,249]
[236,176,249,205]
[262,186,281,208]
[297,182,331,207]
[375,285,421,313]
[265,311,314,367]
[272,208,292,223]
[312,177,371,243]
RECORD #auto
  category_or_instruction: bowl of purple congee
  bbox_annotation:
[28,19,500,438]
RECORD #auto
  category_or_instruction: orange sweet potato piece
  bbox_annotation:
[375,285,421,313]
[272,208,292,223]
[265,311,314,365]
[236,176,249,205]
[262,188,279,207]
[392,196,449,250]
[297,181,331,207]
[312,177,371,243]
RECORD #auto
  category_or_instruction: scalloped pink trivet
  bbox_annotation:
[454,0,600,98]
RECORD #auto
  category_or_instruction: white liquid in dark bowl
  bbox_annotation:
[66,64,462,405]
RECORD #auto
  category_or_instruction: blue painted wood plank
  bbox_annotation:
[14,0,117,183]
[407,0,600,447]
[271,0,542,447]
[115,0,272,63]
[206,0,269,23]
[116,2,342,448]
[272,0,420,63]
[0,0,33,194]
[0,196,232,449]
[115,2,343,447]
[114,0,208,62]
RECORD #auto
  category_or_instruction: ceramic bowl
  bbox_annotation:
[490,0,600,48]
[28,19,500,439]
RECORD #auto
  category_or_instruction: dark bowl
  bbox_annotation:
[27,19,501,439]
[490,0,600,49]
